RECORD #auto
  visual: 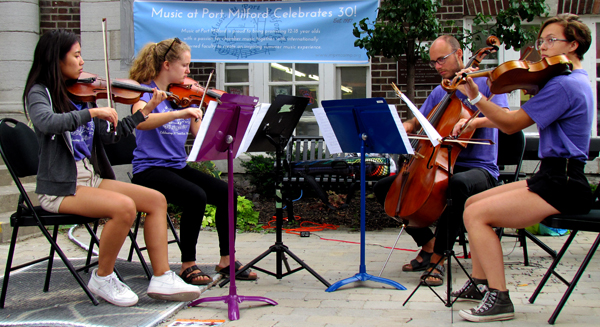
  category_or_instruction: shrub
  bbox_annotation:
[240,153,276,198]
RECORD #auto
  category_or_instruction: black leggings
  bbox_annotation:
[374,166,497,255]
[132,165,237,261]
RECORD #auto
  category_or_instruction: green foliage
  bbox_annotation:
[187,160,221,179]
[352,0,442,61]
[201,196,260,232]
[469,0,549,51]
[240,153,276,198]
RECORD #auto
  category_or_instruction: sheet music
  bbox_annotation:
[389,105,414,155]
[398,92,441,147]
[312,107,343,154]
[236,102,270,157]
[187,100,218,162]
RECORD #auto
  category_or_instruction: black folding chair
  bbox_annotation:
[0,118,103,307]
[495,131,556,265]
[529,183,600,324]
[104,133,181,280]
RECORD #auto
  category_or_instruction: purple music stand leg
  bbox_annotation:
[189,144,277,320]
[326,134,406,292]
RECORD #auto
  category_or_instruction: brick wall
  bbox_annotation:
[369,2,462,119]
[39,1,81,35]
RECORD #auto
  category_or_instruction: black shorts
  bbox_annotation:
[527,158,593,214]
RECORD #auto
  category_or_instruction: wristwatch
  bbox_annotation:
[468,92,483,105]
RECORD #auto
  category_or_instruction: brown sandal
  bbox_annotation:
[180,265,211,285]
[402,250,433,272]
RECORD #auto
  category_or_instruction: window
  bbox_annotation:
[223,63,250,95]
[217,62,370,136]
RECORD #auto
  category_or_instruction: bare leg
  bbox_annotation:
[463,181,559,291]
[59,185,137,276]
[98,179,170,276]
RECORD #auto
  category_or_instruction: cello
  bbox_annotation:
[383,36,500,228]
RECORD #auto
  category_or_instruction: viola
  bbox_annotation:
[66,72,175,105]
[167,76,226,108]
[441,54,573,95]
[384,36,500,228]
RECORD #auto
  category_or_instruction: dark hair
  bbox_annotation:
[22,30,80,118]
[539,14,591,60]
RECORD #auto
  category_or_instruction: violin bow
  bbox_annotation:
[456,94,495,139]
[101,18,116,135]
[196,69,214,122]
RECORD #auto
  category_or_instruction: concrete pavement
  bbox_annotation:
[1,226,598,326]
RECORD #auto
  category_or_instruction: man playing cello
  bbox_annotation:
[374,35,509,287]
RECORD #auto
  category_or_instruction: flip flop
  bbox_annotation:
[402,249,433,272]
[215,260,257,280]
[420,263,445,286]
[179,265,212,285]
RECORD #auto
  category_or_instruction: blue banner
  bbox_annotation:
[133,0,379,63]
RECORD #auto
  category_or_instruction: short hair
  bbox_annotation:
[437,35,461,51]
[539,14,591,60]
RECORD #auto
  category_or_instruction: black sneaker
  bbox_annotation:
[450,278,488,302]
[459,289,514,322]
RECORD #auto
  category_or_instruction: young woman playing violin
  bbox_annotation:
[23,30,201,307]
[453,14,594,322]
[128,38,257,285]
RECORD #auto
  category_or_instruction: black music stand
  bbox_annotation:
[219,94,331,288]
[187,94,277,320]
[319,98,410,292]
[402,144,481,320]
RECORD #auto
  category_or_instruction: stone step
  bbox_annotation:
[0,211,41,244]
[0,165,36,187]
[0,182,38,213]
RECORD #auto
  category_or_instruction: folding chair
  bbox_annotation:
[495,131,556,265]
[103,133,181,280]
[529,183,600,324]
[0,118,102,307]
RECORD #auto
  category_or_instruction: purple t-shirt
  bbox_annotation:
[132,81,190,174]
[70,101,94,161]
[420,77,510,179]
[522,69,593,162]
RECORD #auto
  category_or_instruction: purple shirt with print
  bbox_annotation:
[71,101,94,161]
[420,77,510,179]
[132,81,190,174]
[522,69,593,162]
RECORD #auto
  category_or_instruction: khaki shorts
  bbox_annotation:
[38,158,103,213]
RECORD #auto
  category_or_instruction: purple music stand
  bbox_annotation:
[187,94,277,320]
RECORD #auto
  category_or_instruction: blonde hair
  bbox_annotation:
[129,38,191,83]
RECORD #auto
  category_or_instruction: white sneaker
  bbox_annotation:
[147,270,201,302]
[88,268,138,307]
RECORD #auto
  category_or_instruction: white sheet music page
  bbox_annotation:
[398,92,441,147]
[389,105,414,155]
[312,107,343,155]
[187,100,218,162]
[237,102,270,157]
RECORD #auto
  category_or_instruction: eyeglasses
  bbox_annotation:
[163,37,181,60]
[428,50,457,68]
[535,37,569,50]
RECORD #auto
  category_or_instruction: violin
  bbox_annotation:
[66,72,175,105]
[442,54,573,95]
[167,76,226,108]
[384,36,500,228]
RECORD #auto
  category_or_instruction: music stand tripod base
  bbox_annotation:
[187,96,276,320]
[326,133,406,292]
[220,95,330,289]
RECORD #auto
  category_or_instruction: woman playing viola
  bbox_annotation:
[128,38,257,285]
[23,30,201,307]
[452,14,594,322]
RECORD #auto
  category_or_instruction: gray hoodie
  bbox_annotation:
[26,83,145,196]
